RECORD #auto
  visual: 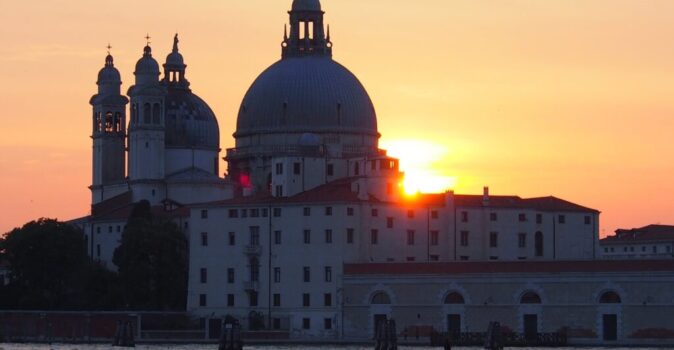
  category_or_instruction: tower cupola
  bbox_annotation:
[282,0,332,58]
[134,39,160,86]
[97,53,122,95]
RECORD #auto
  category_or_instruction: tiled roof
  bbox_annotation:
[455,195,598,213]
[344,260,674,276]
[601,225,674,244]
[91,191,133,216]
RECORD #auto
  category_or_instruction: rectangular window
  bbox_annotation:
[273,208,282,217]
[274,230,282,245]
[302,318,311,329]
[241,209,248,218]
[387,217,394,228]
[324,266,332,282]
[228,209,238,218]
[519,213,527,222]
[275,162,283,175]
[371,229,379,245]
[585,215,591,225]
[324,293,332,306]
[201,210,208,219]
[200,268,208,283]
[249,226,260,246]
[294,162,301,175]
[490,213,498,221]
[431,210,439,219]
[303,207,311,216]
[326,164,334,176]
[406,257,415,262]
[304,230,311,244]
[109,226,112,233]
[347,207,354,216]
[262,208,268,217]
[275,185,283,197]
[558,215,566,224]
[325,207,333,216]
[489,232,499,248]
[250,209,260,217]
[303,266,311,282]
[274,267,281,283]
[97,244,101,257]
[489,256,499,260]
[460,256,469,261]
[431,231,439,246]
[518,233,527,248]
[303,293,311,307]
[430,254,439,261]
[347,228,354,244]
[536,213,542,224]
[407,230,415,245]
[227,268,235,283]
[201,232,208,246]
[273,318,281,330]
[249,291,258,307]
[371,208,379,217]
[461,211,468,223]
[199,294,207,307]
[227,294,235,307]
[324,318,333,330]
[228,232,236,246]
[460,231,469,247]
[273,293,281,307]
[325,229,333,244]
[407,210,415,219]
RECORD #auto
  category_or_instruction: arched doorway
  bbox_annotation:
[599,291,622,341]
[444,292,465,338]
[370,291,392,338]
[519,291,542,341]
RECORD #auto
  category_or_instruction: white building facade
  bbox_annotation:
[600,225,674,259]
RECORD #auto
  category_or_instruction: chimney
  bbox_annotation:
[482,186,490,206]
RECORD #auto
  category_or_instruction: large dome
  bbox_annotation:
[165,89,220,150]
[235,56,378,138]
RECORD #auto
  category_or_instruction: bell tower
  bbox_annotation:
[90,50,129,204]
[127,39,167,203]
[282,0,332,58]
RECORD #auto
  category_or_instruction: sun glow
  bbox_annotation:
[381,139,457,195]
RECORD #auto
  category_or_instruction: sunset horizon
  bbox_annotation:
[3,0,674,236]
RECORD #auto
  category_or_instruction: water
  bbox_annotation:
[0,346,663,350]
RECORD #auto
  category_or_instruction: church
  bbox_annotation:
[77,0,674,345]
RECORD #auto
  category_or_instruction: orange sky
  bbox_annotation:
[1,0,674,236]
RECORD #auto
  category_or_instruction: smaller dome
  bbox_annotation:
[292,0,321,11]
[97,55,121,84]
[135,46,160,75]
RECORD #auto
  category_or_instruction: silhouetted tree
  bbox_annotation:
[113,200,187,310]
[0,218,88,309]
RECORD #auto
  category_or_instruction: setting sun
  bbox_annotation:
[381,140,457,195]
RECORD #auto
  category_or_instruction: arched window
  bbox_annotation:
[599,291,622,304]
[143,103,151,124]
[371,292,391,305]
[152,103,161,124]
[114,112,122,132]
[535,232,544,257]
[104,111,113,132]
[94,111,102,132]
[444,292,465,304]
[520,291,542,304]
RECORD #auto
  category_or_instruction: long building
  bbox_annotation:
[72,0,674,345]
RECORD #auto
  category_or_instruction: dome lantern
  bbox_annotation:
[282,0,332,58]
[164,34,190,88]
